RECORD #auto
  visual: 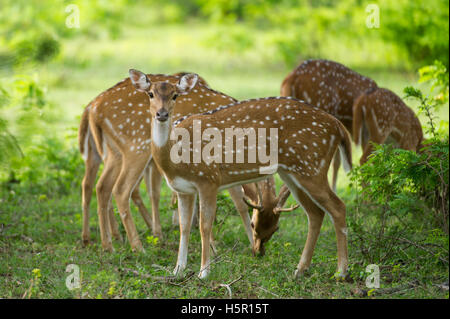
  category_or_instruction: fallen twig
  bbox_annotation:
[352,280,419,297]
[216,275,243,298]
[396,237,448,264]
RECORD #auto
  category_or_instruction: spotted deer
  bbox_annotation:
[78,73,210,246]
[129,69,352,279]
[281,59,377,191]
[242,177,299,256]
[81,72,255,252]
[353,87,423,164]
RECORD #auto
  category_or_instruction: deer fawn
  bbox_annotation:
[129,69,352,279]
[81,73,254,252]
[353,87,423,164]
[281,59,377,191]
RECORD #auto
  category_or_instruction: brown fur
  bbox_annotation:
[352,87,423,164]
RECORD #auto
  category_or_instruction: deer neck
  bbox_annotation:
[151,118,175,170]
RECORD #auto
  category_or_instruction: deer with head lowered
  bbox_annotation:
[281,59,377,191]
[353,87,423,164]
[242,177,299,256]
[83,72,255,253]
[129,69,352,279]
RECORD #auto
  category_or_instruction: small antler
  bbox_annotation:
[275,204,300,213]
[242,182,263,210]
[242,196,262,210]
[274,185,299,214]
[275,185,291,209]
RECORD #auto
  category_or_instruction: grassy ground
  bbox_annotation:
[1,184,448,299]
[0,23,448,299]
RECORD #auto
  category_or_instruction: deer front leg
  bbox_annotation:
[227,186,254,247]
[145,161,163,238]
[198,188,218,279]
[174,193,196,277]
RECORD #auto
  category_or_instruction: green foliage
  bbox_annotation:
[348,61,449,276]
[5,135,84,196]
[0,0,130,67]
[379,0,449,68]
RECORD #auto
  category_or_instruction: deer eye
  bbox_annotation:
[149,92,154,98]
[172,94,178,100]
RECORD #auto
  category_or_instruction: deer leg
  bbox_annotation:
[173,193,196,276]
[107,203,122,242]
[360,134,387,165]
[171,192,179,225]
[331,150,341,193]
[145,161,163,238]
[227,186,254,247]
[81,147,101,246]
[112,156,148,252]
[281,171,348,277]
[198,187,218,279]
[95,151,121,252]
[131,177,153,232]
[286,183,325,275]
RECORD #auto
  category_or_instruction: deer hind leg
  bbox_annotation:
[107,201,122,242]
[95,149,122,252]
[227,186,254,247]
[198,186,218,279]
[131,175,153,232]
[280,171,348,278]
[173,192,196,277]
[331,150,341,193]
[81,144,101,246]
[360,132,387,165]
[145,161,163,238]
[112,155,149,252]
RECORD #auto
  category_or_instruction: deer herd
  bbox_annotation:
[78,59,423,280]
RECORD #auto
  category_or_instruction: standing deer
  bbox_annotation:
[353,87,423,164]
[78,73,210,246]
[129,69,352,279]
[280,59,377,190]
[81,73,254,252]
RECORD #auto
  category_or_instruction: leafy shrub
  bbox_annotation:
[347,61,449,273]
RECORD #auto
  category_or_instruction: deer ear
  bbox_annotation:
[129,69,151,91]
[177,73,198,93]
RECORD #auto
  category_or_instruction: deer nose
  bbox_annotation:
[156,109,169,122]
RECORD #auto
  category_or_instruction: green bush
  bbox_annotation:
[347,61,449,274]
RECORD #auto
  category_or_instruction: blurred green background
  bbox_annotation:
[0,0,448,175]
[0,0,448,299]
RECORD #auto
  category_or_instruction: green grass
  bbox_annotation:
[1,22,448,299]
[1,183,448,299]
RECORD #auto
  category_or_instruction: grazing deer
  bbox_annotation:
[129,69,352,279]
[353,87,423,164]
[242,177,299,256]
[81,73,254,252]
[280,59,377,190]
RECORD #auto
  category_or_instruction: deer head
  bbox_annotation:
[129,69,198,124]
[243,177,299,256]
